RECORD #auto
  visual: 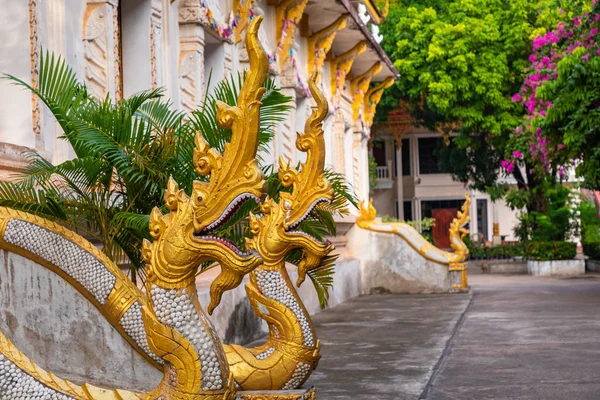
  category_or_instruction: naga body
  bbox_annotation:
[223,73,335,391]
[0,16,269,399]
[0,17,339,397]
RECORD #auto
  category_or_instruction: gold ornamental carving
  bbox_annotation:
[0,15,331,399]
[233,0,256,43]
[350,62,382,121]
[224,73,334,391]
[307,15,348,76]
[276,0,308,69]
[330,41,367,103]
[363,77,394,128]
[0,17,271,400]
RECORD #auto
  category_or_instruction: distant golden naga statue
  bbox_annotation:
[357,194,471,291]
[0,16,336,399]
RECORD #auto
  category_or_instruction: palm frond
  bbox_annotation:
[3,51,90,157]
[307,254,339,309]
[188,73,292,162]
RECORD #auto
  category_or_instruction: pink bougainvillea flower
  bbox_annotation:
[501,160,515,174]
[513,151,523,159]
[512,93,522,102]
[559,167,566,178]
[557,144,565,150]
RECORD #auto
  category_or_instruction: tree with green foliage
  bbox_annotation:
[504,1,600,192]
[0,53,357,306]
[377,0,589,212]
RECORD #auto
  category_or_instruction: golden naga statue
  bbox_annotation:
[223,72,334,391]
[0,16,270,400]
[357,194,471,290]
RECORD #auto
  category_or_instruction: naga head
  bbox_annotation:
[142,17,269,314]
[246,72,334,286]
[357,198,377,229]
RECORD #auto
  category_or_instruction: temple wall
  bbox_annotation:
[0,0,386,204]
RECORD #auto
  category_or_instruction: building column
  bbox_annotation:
[396,143,404,220]
[178,1,206,113]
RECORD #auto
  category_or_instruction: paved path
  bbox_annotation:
[306,292,470,399]
[425,274,600,400]
[307,273,600,399]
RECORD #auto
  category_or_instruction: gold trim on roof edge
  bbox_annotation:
[307,15,348,76]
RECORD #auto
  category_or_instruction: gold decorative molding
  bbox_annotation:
[276,0,308,69]
[371,106,413,147]
[307,15,348,76]
[364,0,389,24]
[233,0,256,43]
[349,61,382,121]
[112,0,122,100]
[239,388,316,400]
[28,0,40,136]
[493,222,500,236]
[363,77,394,128]
[150,0,162,90]
[330,41,367,103]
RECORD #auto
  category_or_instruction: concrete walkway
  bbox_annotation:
[307,273,600,399]
[306,292,471,399]
[425,274,600,400]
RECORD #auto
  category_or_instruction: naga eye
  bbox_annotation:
[197,196,202,202]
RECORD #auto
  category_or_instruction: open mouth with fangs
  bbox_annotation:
[195,192,261,255]
[287,197,332,230]
[286,197,333,245]
[288,229,332,246]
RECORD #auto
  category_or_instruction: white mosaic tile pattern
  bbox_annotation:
[3,219,116,304]
[281,363,311,390]
[150,285,227,391]
[0,353,74,400]
[254,347,275,360]
[254,270,314,346]
[119,302,163,365]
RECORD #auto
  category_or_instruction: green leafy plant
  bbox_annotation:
[368,154,378,194]
[464,235,525,260]
[580,201,600,260]
[0,52,358,306]
[512,182,577,243]
[525,241,577,261]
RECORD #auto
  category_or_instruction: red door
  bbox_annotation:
[432,208,457,249]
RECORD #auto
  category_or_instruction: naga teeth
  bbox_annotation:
[289,198,331,229]
[204,193,259,231]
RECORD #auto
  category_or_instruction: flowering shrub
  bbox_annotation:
[506,1,600,188]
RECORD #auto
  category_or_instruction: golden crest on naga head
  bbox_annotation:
[278,72,334,231]
[191,15,269,234]
[142,16,271,314]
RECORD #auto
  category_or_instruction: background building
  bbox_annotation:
[371,108,521,247]
[0,0,397,212]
